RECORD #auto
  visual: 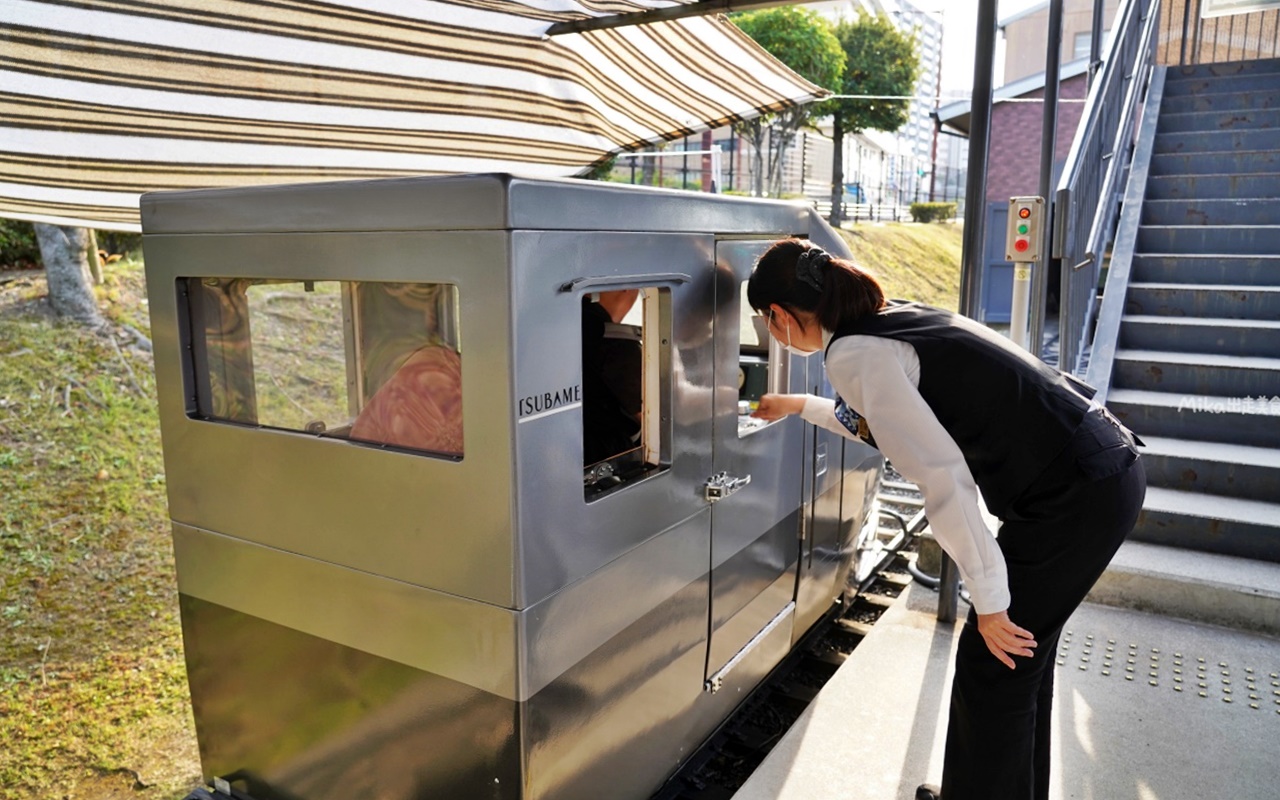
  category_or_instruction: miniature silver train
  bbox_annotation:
[141,174,883,800]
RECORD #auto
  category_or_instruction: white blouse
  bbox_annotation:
[799,334,1011,615]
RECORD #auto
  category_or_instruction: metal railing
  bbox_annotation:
[1053,0,1162,376]
[1162,0,1280,66]
[810,201,961,224]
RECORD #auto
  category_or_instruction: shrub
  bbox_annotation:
[0,219,41,268]
[97,231,143,258]
[909,202,958,224]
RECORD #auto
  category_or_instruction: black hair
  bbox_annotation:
[745,238,885,332]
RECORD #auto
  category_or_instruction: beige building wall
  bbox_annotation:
[1002,0,1121,85]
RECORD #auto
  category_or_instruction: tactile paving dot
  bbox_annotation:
[1059,633,1280,716]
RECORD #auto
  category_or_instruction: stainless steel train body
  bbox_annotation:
[140,174,884,800]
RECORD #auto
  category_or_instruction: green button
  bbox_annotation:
[1017,224,1029,234]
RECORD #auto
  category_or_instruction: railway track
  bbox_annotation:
[651,476,928,800]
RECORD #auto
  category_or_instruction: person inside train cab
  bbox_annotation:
[746,239,1146,800]
[582,289,643,466]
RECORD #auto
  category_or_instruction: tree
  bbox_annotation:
[33,224,103,326]
[731,8,845,197]
[828,13,921,224]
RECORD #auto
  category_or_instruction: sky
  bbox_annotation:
[909,0,1048,95]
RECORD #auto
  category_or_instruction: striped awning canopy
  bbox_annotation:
[1,0,823,231]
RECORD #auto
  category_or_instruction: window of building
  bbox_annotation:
[181,278,463,459]
[582,286,671,500]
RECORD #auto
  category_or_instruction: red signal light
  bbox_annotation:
[1018,207,1031,219]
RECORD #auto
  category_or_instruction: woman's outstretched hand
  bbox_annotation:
[976,611,1037,670]
[752,393,805,421]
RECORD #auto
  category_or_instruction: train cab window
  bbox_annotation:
[182,277,463,459]
[737,279,786,437]
[582,287,671,500]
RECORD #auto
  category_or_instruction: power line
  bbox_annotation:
[826,94,1088,103]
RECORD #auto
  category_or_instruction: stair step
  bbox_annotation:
[1138,435,1280,504]
[1136,224,1280,253]
[1124,281,1280,319]
[1160,89,1280,115]
[1119,314,1280,357]
[1089,541,1280,637]
[1130,486,1280,563]
[1109,387,1280,447]
[1154,128,1280,154]
[1131,254,1280,285]
[1112,347,1280,396]
[1161,72,1280,97]
[1165,56,1280,81]
[1147,150,1280,177]
[1157,107,1280,134]
[1141,198,1280,225]
[1145,174,1280,200]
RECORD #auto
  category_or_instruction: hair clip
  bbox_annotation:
[796,246,829,292]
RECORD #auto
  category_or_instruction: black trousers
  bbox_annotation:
[940,408,1147,800]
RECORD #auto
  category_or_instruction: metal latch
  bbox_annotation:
[705,472,751,502]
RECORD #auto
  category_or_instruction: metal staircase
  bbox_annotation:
[1101,58,1280,563]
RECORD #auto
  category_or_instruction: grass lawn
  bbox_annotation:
[837,220,963,311]
[0,260,200,800]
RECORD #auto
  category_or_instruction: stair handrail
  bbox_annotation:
[1053,0,1162,375]
[1083,69,1167,404]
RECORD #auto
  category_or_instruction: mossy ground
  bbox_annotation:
[0,260,200,800]
[837,220,964,311]
[0,224,961,799]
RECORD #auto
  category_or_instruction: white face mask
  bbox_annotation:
[773,310,818,356]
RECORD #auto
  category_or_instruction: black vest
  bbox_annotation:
[828,302,1096,517]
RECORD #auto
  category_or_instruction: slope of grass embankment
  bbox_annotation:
[837,220,963,311]
[0,261,200,800]
[0,220,959,800]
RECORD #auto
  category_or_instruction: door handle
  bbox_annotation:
[705,472,751,503]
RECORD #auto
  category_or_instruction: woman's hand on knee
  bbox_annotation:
[752,393,805,421]
[976,611,1037,670]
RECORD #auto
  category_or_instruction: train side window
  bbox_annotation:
[737,279,787,437]
[181,277,463,459]
[582,286,671,500]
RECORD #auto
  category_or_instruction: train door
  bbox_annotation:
[704,240,806,691]
[794,360,857,637]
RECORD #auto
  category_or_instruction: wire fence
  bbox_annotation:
[604,132,968,222]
